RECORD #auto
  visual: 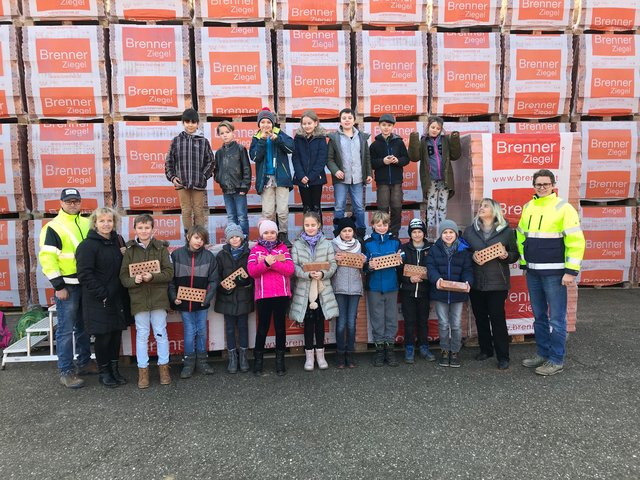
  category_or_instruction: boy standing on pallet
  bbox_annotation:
[165,108,215,236]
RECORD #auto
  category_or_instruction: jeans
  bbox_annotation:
[367,291,398,343]
[224,314,249,350]
[55,284,91,375]
[400,293,429,347]
[525,271,568,365]
[469,289,509,361]
[178,189,206,231]
[376,183,403,237]
[181,309,208,355]
[135,310,169,368]
[333,182,365,231]
[435,301,463,353]
[335,294,359,353]
[223,193,249,236]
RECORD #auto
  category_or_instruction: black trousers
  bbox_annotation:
[255,297,289,352]
[303,306,325,350]
[469,289,510,361]
[299,184,323,215]
[400,293,430,347]
[94,330,122,365]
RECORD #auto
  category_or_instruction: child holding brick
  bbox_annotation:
[165,108,215,235]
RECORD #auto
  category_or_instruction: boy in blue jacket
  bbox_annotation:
[426,219,473,368]
[363,211,402,367]
[249,108,295,244]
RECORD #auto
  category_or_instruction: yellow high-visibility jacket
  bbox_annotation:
[39,210,90,291]
[516,193,585,275]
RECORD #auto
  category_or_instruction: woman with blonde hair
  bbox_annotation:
[462,198,519,370]
[76,207,131,387]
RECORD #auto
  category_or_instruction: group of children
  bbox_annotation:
[119,208,475,388]
[166,107,461,244]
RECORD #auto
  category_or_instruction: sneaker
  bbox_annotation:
[419,345,435,362]
[404,345,415,364]
[76,360,98,375]
[60,373,85,389]
[522,354,547,368]
[449,352,461,368]
[535,361,564,376]
[439,350,449,367]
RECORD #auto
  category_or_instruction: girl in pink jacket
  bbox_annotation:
[247,219,294,377]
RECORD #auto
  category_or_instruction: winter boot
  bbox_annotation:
[238,348,250,373]
[159,364,171,385]
[110,360,127,385]
[180,354,196,379]
[315,348,329,370]
[304,349,315,371]
[373,343,385,367]
[253,350,264,376]
[405,344,415,364]
[385,342,399,367]
[227,349,238,374]
[275,350,287,376]
[138,367,150,389]
[98,363,118,388]
[336,350,346,369]
[196,352,214,375]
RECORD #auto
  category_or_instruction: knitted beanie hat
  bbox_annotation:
[257,108,276,126]
[408,218,427,235]
[439,219,459,237]
[258,219,278,237]
[224,223,243,242]
[333,216,357,237]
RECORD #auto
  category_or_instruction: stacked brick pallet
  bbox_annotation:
[0,1,637,350]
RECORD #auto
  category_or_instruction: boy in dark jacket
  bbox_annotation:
[165,108,215,235]
[120,214,174,389]
[370,114,410,237]
[249,107,295,243]
[399,218,433,364]
[214,121,251,237]
[363,211,402,367]
[168,225,218,379]
[426,219,473,368]
[214,223,254,374]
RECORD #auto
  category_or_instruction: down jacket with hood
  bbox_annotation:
[426,237,474,304]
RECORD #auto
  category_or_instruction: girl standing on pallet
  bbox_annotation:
[408,116,461,241]
[289,211,339,372]
[292,110,328,218]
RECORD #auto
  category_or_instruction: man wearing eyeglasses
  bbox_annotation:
[38,188,95,388]
[516,169,585,376]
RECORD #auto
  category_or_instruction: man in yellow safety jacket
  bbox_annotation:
[39,188,94,388]
[516,169,585,376]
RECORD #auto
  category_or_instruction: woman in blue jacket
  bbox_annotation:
[292,110,328,218]
[426,219,473,368]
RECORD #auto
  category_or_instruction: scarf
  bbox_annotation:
[258,239,279,252]
[301,231,322,256]
[230,245,244,260]
[444,239,459,259]
[332,236,360,253]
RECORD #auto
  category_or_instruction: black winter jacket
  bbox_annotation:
[169,245,218,311]
[214,243,255,316]
[462,221,519,291]
[370,133,410,185]
[399,240,432,298]
[214,141,251,194]
[426,238,474,304]
[292,133,328,187]
[76,230,130,335]
[165,130,215,190]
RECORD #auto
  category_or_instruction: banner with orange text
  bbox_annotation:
[109,0,191,21]
[194,0,271,22]
[22,0,105,20]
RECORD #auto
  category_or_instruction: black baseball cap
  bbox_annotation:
[60,188,81,201]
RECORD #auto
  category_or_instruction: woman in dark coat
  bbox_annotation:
[76,207,130,388]
[462,198,520,370]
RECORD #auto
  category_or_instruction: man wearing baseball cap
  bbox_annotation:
[38,188,94,388]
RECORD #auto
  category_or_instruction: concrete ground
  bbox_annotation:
[1,288,639,480]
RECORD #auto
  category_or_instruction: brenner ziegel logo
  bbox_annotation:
[206,0,259,18]
[208,26,260,39]
[211,97,262,117]
[36,0,91,12]
[35,38,92,73]
[444,60,490,92]
[40,86,96,117]
[591,7,635,30]
[209,51,261,85]
[370,49,417,83]
[41,154,97,189]
[443,0,491,22]
[592,34,636,57]
[291,65,339,98]
[516,49,562,81]
[128,186,179,210]
[579,269,624,285]
[442,32,489,49]
[126,139,170,174]
[591,68,635,98]
[513,91,561,117]
[289,30,339,53]
[583,229,626,260]
[39,123,94,141]
[517,0,565,21]
[122,27,176,62]
[587,129,633,160]
[585,170,631,199]
[369,0,417,14]
[124,76,178,108]
[492,133,562,170]
[128,215,182,241]
[288,0,337,23]
[370,94,417,116]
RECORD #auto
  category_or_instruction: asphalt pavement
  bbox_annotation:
[1,288,639,479]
